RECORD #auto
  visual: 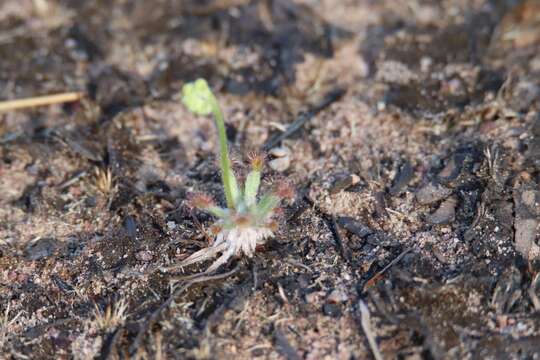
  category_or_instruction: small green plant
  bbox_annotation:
[180,79,293,273]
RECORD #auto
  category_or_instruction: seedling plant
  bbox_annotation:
[180,79,293,273]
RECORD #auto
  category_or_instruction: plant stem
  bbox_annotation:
[209,96,236,209]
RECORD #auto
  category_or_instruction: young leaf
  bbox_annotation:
[181,79,214,115]
[228,168,242,207]
[255,193,280,220]
[244,170,261,207]
[207,206,229,218]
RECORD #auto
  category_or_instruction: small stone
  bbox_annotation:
[508,81,539,112]
[268,146,292,172]
[513,184,540,260]
[323,303,341,317]
[135,250,153,261]
[336,216,373,238]
[420,56,433,72]
[329,173,360,194]
[416,182,452,205]
[327,288,348,304]
[428,197,457,225]
[251,348,265,357]
[305,291,324,304]
[376,60,418,85]
[269,147,291,158]
[268,157,290,172]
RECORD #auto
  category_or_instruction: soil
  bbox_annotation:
[1,0,540,359]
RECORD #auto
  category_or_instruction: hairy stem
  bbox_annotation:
[209,96,237,209]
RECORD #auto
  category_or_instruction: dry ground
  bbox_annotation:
[1,0,540,359]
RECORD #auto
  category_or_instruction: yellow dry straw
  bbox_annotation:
[0,92,83,112]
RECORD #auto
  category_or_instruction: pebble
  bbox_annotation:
[305,291,324,304]
[416,182,452,205]
[513,184,540,260]
[135,250,154,261]
[427,196,457,224]
[327,288,348,303]
[329,173,360,194]
[336,216,373,238]
[268,146,291,172]
[508,81,539,112]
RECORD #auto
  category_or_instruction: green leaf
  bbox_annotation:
[244,170,261,207]
[255,193,280,220]
[229,169,242,207]
[181,79,214,116]
[207,206,229,218]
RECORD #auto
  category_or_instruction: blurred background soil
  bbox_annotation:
[1,0,540,359]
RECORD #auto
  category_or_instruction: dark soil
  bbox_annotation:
[2,1,540,359]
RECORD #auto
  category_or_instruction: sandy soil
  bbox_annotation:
[1,0,540,359]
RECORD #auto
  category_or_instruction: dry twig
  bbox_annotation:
[0,92,83,112]
[359,300,384,360]
[365,248,412,289]
[129,266,240,355]
[261,87,345,151]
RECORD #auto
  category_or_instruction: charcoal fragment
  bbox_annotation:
[492,266,522,314]
[59,131,103,162]
[336,216,374,238]
[123,215,137,240]
[25,238,60,260]
[389,160,413,195]
[438,146,482,186]
[329,173,360,194]
[507,81,539,112]
[323,303,341,317]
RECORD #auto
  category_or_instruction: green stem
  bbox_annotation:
[210,96,236,209]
